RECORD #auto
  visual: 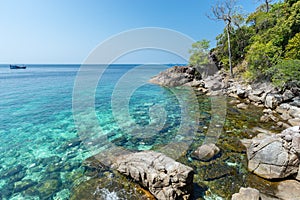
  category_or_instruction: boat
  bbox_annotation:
[10,65,26,69]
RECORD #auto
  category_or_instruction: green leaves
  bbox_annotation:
[285,33,300,59]
[268,59,300,87]
[189,40,210,67]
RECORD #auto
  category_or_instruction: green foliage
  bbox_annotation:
[189,40,210,67]
[285,33,300,59]
[268,59,300,87]
[210,0,300,86]
[246,41,282,73]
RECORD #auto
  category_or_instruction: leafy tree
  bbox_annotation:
[194,0,300,87]
[268,59,300,87]
[285,32,300,59]
[189,39,210,67]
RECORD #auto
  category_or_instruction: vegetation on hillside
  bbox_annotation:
[189,0,300,88]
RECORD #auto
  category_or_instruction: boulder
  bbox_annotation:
[112,151,194,200]
[236,87,248,98]
[193,143,220,161]
[282,90,295,101]
[241,126,300,179]
[288,118,300,126]
[231,187,260,200]
[149,66,198,87]
[265,94,283,109]
[288,106,300,118]
[291,96,300,107]
[276,180,300,200]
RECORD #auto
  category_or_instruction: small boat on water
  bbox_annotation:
[10,65,26,69]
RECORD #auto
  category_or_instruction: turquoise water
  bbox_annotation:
[0,64,194,199]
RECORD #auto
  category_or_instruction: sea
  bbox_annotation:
[0,64,200,200]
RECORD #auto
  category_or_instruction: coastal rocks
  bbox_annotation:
[241,126,300,179]
[193,143,220,161]
[265,94,283,109]
[275,180,300,200]
[233,180,300,200]
[112,151,194,200]
[231,187,260,200]
[149,66,199,87]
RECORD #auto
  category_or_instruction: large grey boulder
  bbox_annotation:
[231,187,260,200]
[112,151,194,200]
[241,126,300,179]
[149,66,198,87]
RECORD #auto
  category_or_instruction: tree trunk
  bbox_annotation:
[265,0,269,12]
[226,23,233,77]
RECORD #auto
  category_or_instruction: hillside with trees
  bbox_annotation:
[190,0,300,88]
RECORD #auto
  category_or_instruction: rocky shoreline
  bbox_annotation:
[149,65,300,199]
[73,65,300,200]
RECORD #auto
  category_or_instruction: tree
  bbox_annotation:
[285,33,300,60]
[208,0,242,77]
[189,39,210,67]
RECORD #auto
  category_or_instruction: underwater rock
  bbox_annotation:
[82,156,107,177]
[193,143,220,161]
[149,66,198,87]
[46,162,63,173]
[36,178,62,199]
[242,126,300,179]
[112,151,194,200]
[70,172,156,200]
[202,163,236,181]
[231,187,260,200]
[0,164,24,178]
[14,179,37,193]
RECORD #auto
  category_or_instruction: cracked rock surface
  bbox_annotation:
[112,151,194,200]
[241,126,300,179]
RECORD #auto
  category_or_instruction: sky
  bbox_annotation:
[0,0,260,64]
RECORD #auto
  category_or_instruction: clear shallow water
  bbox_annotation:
[0,64,191,199]
[0,64,280,200]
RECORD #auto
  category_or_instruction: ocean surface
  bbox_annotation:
[0,64,196,200]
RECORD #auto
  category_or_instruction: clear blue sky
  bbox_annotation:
[0,0,259,64]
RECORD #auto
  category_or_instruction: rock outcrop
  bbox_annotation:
[112,151,194,200]
[149,66,200,87]
[241,126,300,179]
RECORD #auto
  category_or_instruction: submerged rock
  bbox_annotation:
[193,143,220,161]
[71,171,156,200]
[242,126,300,179]
[36,178,62,199]
[14,179,37,193]
[112,151,194,200]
